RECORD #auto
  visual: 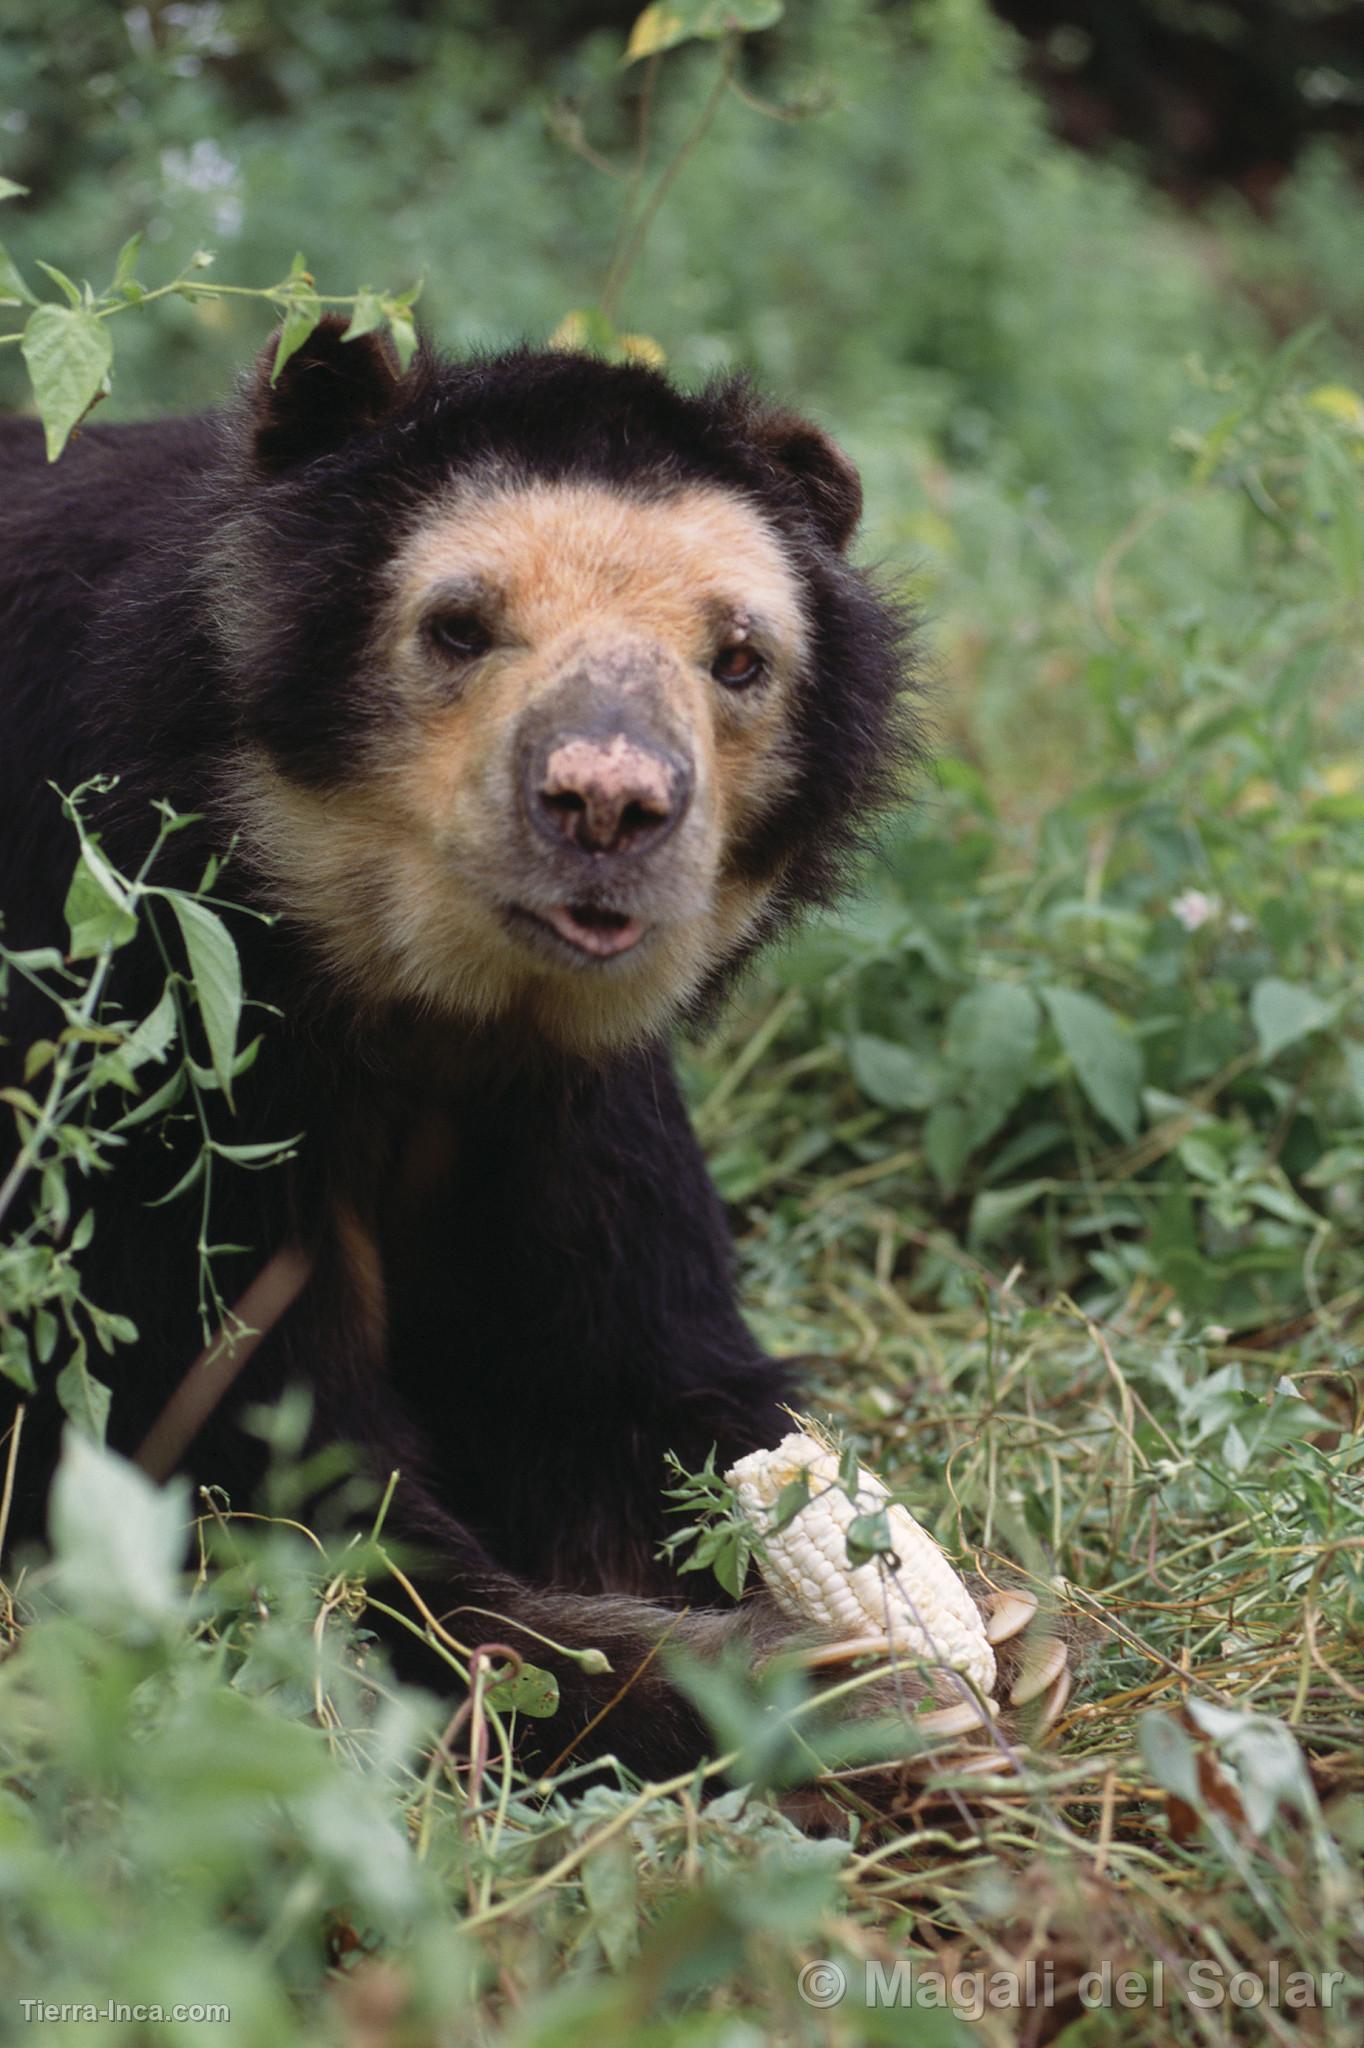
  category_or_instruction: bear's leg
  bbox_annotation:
[381,1490,808,1782]
[360,1045,806,1776]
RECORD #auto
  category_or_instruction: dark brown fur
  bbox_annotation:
[0,321,919,1779]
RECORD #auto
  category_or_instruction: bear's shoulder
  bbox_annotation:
[1,411,219,526]
[0,412,220,707]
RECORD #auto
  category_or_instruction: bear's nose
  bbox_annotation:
[529,733,691,856]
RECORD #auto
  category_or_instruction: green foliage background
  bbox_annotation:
[1,2,1362,2043]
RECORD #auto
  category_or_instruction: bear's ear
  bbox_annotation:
[249,313,405,473]
[747,406,863,553]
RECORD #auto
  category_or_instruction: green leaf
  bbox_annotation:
[667,1646,812,1791]
[49,1431,189,1635]
[148,1149,206,1207]
[1244,1180,1320,1229]
[1250,977,1335,1063]
[768,1471,812,1533]
[112,1065,186,1131]
[1176,1133,1229,1186]
[32,259,81,306]
[1040,985,1142,1141]
[387,308,417,373]
[55,1351,112,1444]
[89,1307,138,1353]
[1138,1709,1201,1811]
[0,177,28,200]
[21,303,114,460]
[580,1835,639,1971]
[981,1116,1065,1182]
[168,894,242,1099]
[0,1325,35,1394]
[947,981,1041,1140]
[270,293,322,383]
[22,1038,55,1082]
[210,1135,301,1164]
[343,290,386,340]
[121,986,179,1071]
[1217,1387,1331,1466]
[923,1099,970,1194]
[845,1508,895,1567]
[625,0,783,63]
[484,1660,560,1719]
[705,1528,748,1597]
[848,1032,942,1111]
[41,1158,70,1237]
[63,843,137,958]
[1303,1142,1364,1190]
[111,232,142,290]
[1344,1040,1364,1112]
[969,1177,1052,1246]
[4,945,64,971]
[0,241,36,307]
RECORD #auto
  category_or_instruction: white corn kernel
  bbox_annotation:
[726,1430,995,1695]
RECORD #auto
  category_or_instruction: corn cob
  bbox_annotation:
[726,1430,996,1696]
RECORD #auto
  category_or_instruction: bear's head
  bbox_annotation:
[210,317,915,1055]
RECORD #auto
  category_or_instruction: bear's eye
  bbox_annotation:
[428,609,493,661]
[711,642,766,690]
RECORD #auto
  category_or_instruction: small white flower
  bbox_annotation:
[1171,888,1221,932]
[212,193,243,238]
[163,3,238,56]
[161,137,239,195]
[124,7,154,59]
[160,139,244,240]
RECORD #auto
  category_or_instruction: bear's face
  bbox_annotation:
[215,322,913,1054]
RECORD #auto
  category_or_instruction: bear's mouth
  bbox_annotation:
[520,901,647,960]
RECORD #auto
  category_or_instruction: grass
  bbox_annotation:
[8,1200,1357,2044]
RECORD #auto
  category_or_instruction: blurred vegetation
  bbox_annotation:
[2,2,1363,2043]
[995,0,1364,196]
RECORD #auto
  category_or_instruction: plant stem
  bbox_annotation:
[0,948,114,1233]
[0,1402,25,1561]
[599,48,662,310]
[0,280,376,349]
[598,39,734,326]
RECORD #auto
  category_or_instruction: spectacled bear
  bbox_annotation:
[0,318,915,1775]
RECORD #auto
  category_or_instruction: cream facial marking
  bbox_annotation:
[235,477,810,1053]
